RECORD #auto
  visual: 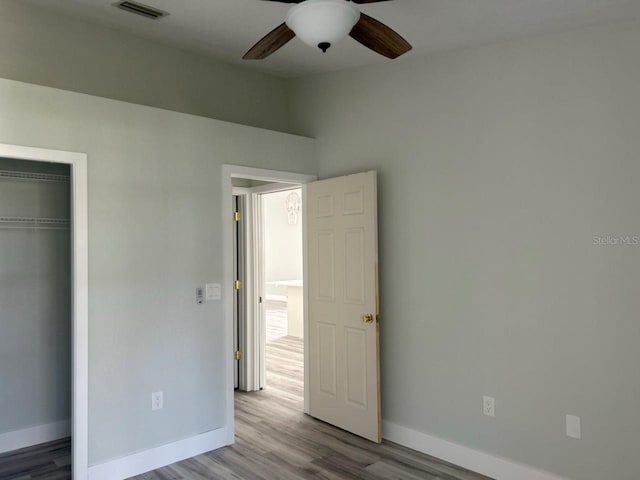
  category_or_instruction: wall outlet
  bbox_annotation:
[566,414,581,439]
[483,396,495,417]
[151,391,163,411]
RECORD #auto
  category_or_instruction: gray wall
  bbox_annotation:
[0,0,291,134]
[0,78,314,465]
[288,20,640,480]
[0,159,71,435]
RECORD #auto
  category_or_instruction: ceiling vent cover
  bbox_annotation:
[114,1,168,20]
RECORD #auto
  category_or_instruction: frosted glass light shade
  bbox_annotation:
[286,0,360,51]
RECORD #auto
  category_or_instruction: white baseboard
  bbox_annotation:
[382,421,568,480]
[0,419,71,454]
[88,427,230,480]
[5,419,563,480]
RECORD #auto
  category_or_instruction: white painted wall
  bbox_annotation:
[0,78,314,466]
[288,19,640,480]
[0,0,291,133]
[3,3,639,477]
[263,189,303,285]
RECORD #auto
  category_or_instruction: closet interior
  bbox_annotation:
[0,157,72,475]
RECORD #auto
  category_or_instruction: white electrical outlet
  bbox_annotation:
[566,414,581,439]
[483,396,495,417]
[151,391,163,411]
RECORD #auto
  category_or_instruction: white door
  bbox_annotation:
[306,171,381,443]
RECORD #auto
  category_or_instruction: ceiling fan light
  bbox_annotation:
[286,0,360,52]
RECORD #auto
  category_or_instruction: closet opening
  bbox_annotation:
[0,157,73,479]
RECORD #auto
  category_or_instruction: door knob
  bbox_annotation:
[362,314,374,324]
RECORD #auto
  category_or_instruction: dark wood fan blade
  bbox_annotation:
[243,23,296,60]
[349,12,412,59]
[258,0,390,3]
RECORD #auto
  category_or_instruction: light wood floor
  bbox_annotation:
[265,299,288,342]
[131,335,492,480]
[2,325,491,479]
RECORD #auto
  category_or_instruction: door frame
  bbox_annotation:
[0,143,89,479]
[221,165,316,441]
[235,183,306,392]
[230,187,259,392]
[231,193,245,390]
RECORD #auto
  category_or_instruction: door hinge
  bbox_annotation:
[233,211,241,222]
[234,350,242,361]
[234,280,242,290]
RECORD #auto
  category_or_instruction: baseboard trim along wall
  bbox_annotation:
[0,419,71,454]
[2,419,567,479]
[87,427,229,480]
[382,421,568,480]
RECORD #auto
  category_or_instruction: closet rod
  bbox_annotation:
[0,217,71,230]
[0,170,70,183]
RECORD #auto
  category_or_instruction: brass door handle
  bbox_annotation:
[362,314,374,324]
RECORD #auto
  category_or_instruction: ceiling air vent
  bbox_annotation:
[114,1,169,20]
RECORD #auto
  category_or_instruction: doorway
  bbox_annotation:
[231,182,306,398]
[0,157,72,479]
[0,144,88,480]
[222,165,316,441]
[223,166,382,445]
[261,188,304,405]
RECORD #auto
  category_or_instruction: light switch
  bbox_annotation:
[566,414,581,439]
[206,283,221,301]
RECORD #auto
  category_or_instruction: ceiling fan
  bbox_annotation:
[243,0,412,60]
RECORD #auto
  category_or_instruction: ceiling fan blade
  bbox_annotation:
[258,0,390,3]
[243,23,296,60]
[349,12,412,59]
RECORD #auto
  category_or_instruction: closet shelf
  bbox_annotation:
[0,170,70,183]
[0,217,71,230]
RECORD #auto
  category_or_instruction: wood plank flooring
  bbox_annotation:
[265,299,288,342]
[1,329,492,479]
[130,335,492,480]
[0,437,71,480]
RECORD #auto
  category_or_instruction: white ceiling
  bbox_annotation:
[22,0,640,78]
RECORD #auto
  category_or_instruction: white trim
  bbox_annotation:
[382,421,568,480]
[222,165,317,443]
[0,143,89,480]
[302,184,310,414]
[245,182,299,195]
[0,420,71,454]
[251,191,264,391]
[223,165,316,185]
[88,427,229,480]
